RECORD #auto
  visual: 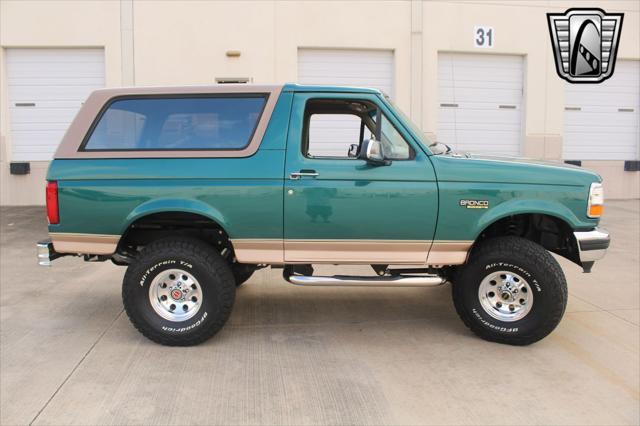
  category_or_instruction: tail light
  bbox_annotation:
[46,181,60,224]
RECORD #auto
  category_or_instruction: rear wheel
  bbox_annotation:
[452,236,567,345]
[122,237,235,346]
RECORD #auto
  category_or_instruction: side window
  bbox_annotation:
[84,108,147,150]
[307,113,364,158]
[83,95,267,151]
[302,98,413,160]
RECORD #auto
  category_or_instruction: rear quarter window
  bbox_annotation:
[82,95,267,151]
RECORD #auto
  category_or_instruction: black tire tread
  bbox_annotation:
[122,237,235,346]
[232,263,255,287]
[452,236,567,345]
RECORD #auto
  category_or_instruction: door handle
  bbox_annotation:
[289,170,319,180]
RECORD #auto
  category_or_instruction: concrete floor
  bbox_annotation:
[1,201,638,425]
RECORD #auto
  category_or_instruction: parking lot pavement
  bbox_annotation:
[1,201,638,426]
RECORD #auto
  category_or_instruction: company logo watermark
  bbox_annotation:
[547,8,623,83]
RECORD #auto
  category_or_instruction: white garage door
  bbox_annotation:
[438,53,524,156]
[6,48,105,162]
[298,49,394,157]
[298,48,394,96]
[564,60,639,161]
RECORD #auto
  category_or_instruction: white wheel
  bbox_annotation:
[148,268,203,322]
[478,271,534,322]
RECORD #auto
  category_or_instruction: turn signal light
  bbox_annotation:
[588,204,604,217]
[587,182,604,218]
[46,181,59,224]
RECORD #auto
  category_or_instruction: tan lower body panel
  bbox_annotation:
[427,241,474,265]
[232,239,473,265]
[50,234,473,264]
[50,233,120,255]
[284,239,430,264]
[231,239,284,263]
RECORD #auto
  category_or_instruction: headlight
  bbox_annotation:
[587,182,604,218]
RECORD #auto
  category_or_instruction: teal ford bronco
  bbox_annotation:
[38,84,610,346]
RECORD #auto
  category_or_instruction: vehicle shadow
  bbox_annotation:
[225,271,470,341]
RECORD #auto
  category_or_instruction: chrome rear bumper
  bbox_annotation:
[37,239,63,266]
[574,228,610,270]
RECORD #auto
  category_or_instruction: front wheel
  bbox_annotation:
[452,236,567,345]
[231,263,256,287]
[122,237,236,346]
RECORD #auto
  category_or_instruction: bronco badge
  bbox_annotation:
[460,200,489,209]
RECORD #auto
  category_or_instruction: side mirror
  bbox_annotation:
[359,139,391,166]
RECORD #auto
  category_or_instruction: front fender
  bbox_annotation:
[434,181,598,242]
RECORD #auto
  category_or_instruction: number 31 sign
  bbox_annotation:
[475,26,494,48]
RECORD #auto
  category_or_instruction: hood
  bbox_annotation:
[432,152,601,187]
[466,153,586,172]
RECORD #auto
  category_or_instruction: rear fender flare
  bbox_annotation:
[121,198,229,236]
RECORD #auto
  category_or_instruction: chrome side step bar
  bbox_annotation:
[285,274,447,287]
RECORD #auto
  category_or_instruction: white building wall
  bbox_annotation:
[1,0,638,204]
[0,0,122,205]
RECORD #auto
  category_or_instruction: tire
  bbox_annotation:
[122,237,235,346]
[231,263,256,287]
[452,236,567,345]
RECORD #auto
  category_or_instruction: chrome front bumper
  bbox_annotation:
[574,227,610,265]
[37,239,63,266]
